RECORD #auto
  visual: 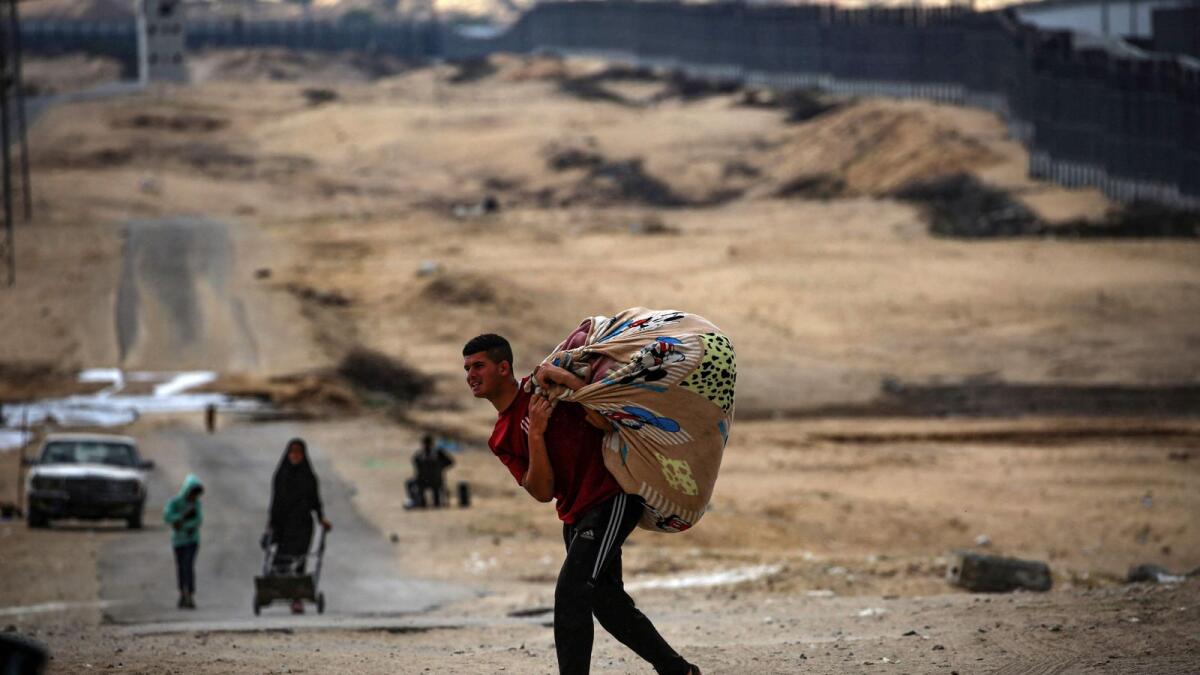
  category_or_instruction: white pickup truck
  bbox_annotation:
[24,433,153,529]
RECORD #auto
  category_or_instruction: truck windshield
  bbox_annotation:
[41,442,137,467]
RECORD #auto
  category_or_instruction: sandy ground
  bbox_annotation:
[2,52,1199,673]
[4,414,1199,673]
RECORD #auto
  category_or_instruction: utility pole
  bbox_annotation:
[0,0,28,286]
[7,0,27,222]
[0,0,13,287]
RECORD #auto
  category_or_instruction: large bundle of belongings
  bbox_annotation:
[531,308,736,532]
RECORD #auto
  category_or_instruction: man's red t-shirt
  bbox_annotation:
[489,382,622,524]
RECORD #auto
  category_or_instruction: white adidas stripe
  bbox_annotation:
[593,493,626,582]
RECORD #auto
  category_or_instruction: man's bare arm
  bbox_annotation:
[522,395,555,502]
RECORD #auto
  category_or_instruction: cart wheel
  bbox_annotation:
[316,592,325,615]
[253,597,261,616]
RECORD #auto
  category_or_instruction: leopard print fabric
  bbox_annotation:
[678,333,736,412]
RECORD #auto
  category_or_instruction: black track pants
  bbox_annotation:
[554,493,691,675]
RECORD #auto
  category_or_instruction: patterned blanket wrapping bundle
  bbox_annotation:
[531,308,736,532]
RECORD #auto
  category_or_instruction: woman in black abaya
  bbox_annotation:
[268,438,332,613]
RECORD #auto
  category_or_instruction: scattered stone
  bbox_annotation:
[1126,563,1195,584]
[629,215,678,236]
[416,260,441,277]
[947,551,1052,593]
[974,534,991,547]
[138,175,161,195]
[902,630,919,636]
[389,533,400,544]
[932,644,945,651]
[451,195,501,218]
[254,268,271,280]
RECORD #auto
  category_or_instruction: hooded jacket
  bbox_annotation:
[163,473,204,548]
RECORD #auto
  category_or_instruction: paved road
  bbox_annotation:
[116,216,260,370]
[99,422,472,627]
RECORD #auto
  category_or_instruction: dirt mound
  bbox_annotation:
[785,376,1200,418]
[765,100,1002,198]
[24,0,132,20]
[1053,202,1200,239]
[556,65,741,108]
[447,56,498,85]
[494,54,573,82]
[191,49,413,84]
[36,137,314,182]
[738,87,843,123]
[111,112,230,133]
[539,141,688,207]
[419,274,498,306]
[895,175,1200,239]
[23,55,123,97]
[893,173,1040,238]
[285,282,353,308]
[205,372,359,417]
[773,173,847,200]
[0,362,102,403]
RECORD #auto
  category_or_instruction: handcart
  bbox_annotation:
[253,528,327,615]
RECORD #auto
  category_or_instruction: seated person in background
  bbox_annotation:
[409,434,455,508]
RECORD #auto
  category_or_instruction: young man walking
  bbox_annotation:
[463,334,698,675]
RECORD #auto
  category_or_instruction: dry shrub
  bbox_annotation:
[420,275,497,306]
[337,348,432,403]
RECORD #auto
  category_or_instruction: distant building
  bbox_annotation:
[137,0,188,84]
[1015,0,1193,41]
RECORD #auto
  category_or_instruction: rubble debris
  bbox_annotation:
[947,552,1052,593]
[1125,564,1198,584]
[452,195,501,218]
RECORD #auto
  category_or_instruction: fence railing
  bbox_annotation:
[20,4,1200,208]
[445,2,1200,208]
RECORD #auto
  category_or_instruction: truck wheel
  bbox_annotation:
[316,592,325,615]
[27,506,48,529]
[127,509,144,530]
[253,597,261,616]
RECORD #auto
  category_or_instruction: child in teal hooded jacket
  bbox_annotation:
[163,473,204,609]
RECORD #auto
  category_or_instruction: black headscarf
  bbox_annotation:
[269,438,323,532]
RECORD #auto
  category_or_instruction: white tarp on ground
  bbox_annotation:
[0,370,263,451]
